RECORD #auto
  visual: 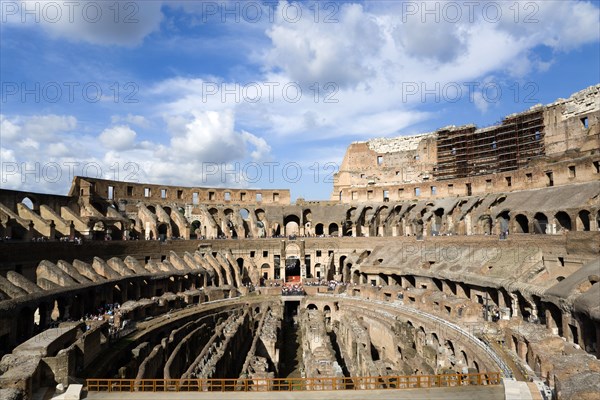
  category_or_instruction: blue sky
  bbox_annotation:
[1,0,599,200]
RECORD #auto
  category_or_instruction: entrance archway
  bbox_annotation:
[285,257,301,283]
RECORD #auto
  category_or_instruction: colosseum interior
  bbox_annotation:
[0,85,599,400]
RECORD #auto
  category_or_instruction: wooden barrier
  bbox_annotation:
[87,372,502,392]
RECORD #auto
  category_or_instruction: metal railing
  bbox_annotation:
[87,372,501,392]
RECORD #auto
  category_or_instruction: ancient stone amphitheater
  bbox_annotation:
[1,85,599,400]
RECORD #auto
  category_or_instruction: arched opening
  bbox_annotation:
[236,258,244,274]
[239,208,249,220]
[283,215,300,236]
[514,214,529,233]
[20,196,35,210]
[303,209,312,224]
[328,223,339,236]
[432,208,444,235]
[260,263,270,283]
[338,256,347,276]
[576,210,591,231]
[478,215,492,235]
[342,221,353,236]
[157,223,168,241]
[496,210,510,236]
[430,332,440,349]
[285,256,301,283]
[190,220,201,239]
[472,360,480,372]
[307,304,318,310]
[533,213,548,234]
[92,221,106,240]
[459,350,468,367]
[352,270,360,284]
[147,205,156,214]
[554,211,572,231]
[370,343,380,361]
[315,223,324,236]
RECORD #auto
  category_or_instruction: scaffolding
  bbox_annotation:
[435,110,545,180]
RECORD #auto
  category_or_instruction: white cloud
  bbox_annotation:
[0,115,22,141]
[99,125,137,151]
[47,142,70,157]
[110,114,150,128]
[0,110,273,193]
[3,1,163,46]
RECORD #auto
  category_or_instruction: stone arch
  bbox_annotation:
[314,223,324,236]
[352,269,360,284]
[444,340,455,357]
[283,214,300,236]
[432,208,444,235]
[343,207,356,236]
[430,332,440,348]
[533,212,548,234]
[459,350,468,367]
[20,196,36,211]
[157,223,168,240]
[554,211,572,231]
[338,255,347,276]
[328,223,339,236]
[239,208,250,220]
[191,220,201,238]
[496,210,510,235]
[314,263,322,278]
[303,209,312,224]
[576,210,591,231]
[478,215,492,235]
[514,214,529,233]
[307,303,318,310]
[255,208,265,220]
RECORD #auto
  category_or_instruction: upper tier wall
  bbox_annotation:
[69,176,291,206]
[332,84,600,201]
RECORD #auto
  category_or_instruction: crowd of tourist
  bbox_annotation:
[281,284,305,296]
[303,279,346,291]
[84,303,123,340]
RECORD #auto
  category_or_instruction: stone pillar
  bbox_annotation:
[280,240,286,282]
[48,221,56,241]
[68,221,75,240]
[378,225,384,237]
[26,221,34,241]
[510,293,519,319]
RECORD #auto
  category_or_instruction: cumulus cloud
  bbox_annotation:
[0,110,273,193]
[99,125,137,151]
[258,0,600,123]
[264,3,382,88]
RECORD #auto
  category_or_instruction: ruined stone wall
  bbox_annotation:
[70,177,291,206]
[332,85,600,202]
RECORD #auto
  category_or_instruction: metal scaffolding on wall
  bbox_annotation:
[435,110,545,180]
